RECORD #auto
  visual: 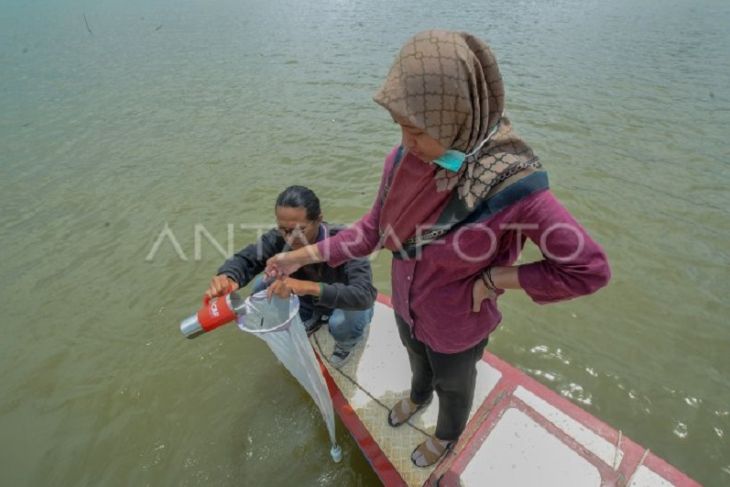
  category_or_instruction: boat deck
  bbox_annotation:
[311,296,700,487]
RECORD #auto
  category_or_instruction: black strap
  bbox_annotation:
[379,145,405,207]
[391,171,549,260]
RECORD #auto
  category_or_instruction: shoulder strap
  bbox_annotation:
[379,145,405,207]
[392,171,549,260]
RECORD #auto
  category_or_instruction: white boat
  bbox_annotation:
[310,295,701,487]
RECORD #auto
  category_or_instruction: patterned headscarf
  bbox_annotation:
[374,30,542,210]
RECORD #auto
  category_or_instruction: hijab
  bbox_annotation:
[375,30,542,251]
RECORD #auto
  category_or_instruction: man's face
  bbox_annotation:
[275,206,320,250]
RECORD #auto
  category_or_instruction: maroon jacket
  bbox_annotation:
[318,147,611,353]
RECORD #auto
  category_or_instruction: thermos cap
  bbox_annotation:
[180,314,204,339]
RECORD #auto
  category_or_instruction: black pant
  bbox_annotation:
[395,313,489,441]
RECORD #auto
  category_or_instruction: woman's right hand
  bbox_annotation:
[205,275,239,300]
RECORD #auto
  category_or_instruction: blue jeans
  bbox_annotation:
[251,276,373,350]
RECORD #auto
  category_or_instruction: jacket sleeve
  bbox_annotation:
[516,190,611,304]
[317,257,377,310]
[217,228,284,288]
[316,146,399,267]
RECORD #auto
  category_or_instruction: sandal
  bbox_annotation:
[411,436,453,468]
[387,396,432,427]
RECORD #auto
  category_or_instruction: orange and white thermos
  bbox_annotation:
[180,292,246,339]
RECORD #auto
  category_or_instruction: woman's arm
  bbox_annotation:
[266,147,399,277]
[472,190,610,310]
[512,190,611,304]
[316,147,399,266]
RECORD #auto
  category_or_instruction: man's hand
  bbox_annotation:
[205,275,239,300]
[266,277,320,300]
[286,278,321,297]
[266,278,292,300]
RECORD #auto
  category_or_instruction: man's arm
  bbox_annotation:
[317,258,377,310]
[217,228,284,288]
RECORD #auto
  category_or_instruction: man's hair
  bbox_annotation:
[275,185,321,221]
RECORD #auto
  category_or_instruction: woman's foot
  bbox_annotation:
[387,396,432,427]
[411,436,453,468]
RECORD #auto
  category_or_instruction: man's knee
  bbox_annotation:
[328,308,372,341]
[327,310,348,338]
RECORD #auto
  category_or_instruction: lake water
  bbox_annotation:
[1,0,728,485]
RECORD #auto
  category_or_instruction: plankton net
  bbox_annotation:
[236,290,342,462]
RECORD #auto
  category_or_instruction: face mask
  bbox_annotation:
[432,150,466,172]
[431,122,502,172]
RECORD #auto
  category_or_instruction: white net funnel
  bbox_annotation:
[237,290,342,462]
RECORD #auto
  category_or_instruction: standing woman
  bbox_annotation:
[266,30,611,467]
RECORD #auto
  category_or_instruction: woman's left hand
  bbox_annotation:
[472,277,497,312]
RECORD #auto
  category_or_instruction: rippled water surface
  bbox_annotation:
[1,0,729,485]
